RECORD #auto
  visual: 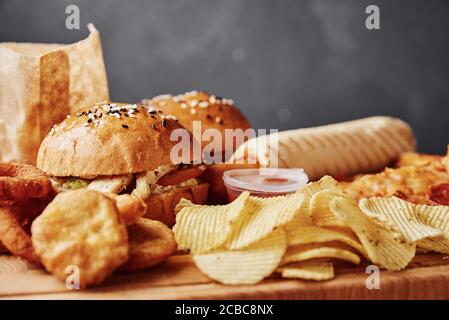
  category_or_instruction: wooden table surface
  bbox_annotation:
[1,253,449,300]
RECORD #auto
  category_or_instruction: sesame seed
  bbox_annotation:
[199,101,209,108]
[180,102,188,109]
[221,98,234,105]
[215,116,223,124]
[190,100,198,107]
[162,114,178,121]
[152,124,157,130]
[162,119,168,128]
[122,124,129,129]
[153,94,172,101]
[190,109,197,115]
[186,90,198,96]
[209,96,216,104]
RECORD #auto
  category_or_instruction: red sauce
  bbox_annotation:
[227,188,291,201]
[429,183,449,206]
[263,177,289,184]
[223,169,309,202]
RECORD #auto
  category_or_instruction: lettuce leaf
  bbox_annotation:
[63,178,89,190]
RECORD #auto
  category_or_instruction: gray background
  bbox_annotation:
[0,0,448,153]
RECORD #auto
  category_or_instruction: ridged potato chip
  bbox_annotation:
[284,213,314,230]
[285,225,366,257]
[226,192,305,250]
[173,192,249,254]
[310,189,347,228]
[299,176,339,198]
[359,198,449,254]
[193,228,287,285]
[330,196,416,271]
[359,197,441,242]
[415,204,449,233]
[277,261,334,281]
[417,236,449,254]
[281,242,361,265]
[299,176,339,214]
[414,204,449,253]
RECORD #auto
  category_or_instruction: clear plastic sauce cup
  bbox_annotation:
[223,168,309,201]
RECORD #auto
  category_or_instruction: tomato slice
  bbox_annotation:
[429,183,449,206]
[157,167,203,186]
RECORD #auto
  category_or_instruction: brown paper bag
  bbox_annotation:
[0,24,109,165]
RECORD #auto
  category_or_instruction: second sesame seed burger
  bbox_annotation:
[142,91,252,162]
[36,102,209,226]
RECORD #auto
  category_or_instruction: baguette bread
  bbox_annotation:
[229,116,416,180]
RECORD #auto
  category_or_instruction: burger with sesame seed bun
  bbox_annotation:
[142,91,252,163]
[36,102,209,226]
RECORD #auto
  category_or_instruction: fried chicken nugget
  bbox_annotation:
[0,162,53,205]
[119,218,176,272]
[31,189,129,287]
[0,207,40,265]
[105,193,147,225]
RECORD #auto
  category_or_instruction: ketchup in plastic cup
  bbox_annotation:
[223,168,309,201]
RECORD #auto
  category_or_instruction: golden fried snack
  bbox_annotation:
[0,162,53,206]
[396,152,443,168]
[0,207,40,265]
[0,241,8,254]
[342,164,449,205]
[31,189,129,288]
[18,197,54,233]
[119,218,176,272]
[105,193,147,225]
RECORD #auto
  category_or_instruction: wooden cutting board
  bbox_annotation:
[1,253,449,300]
